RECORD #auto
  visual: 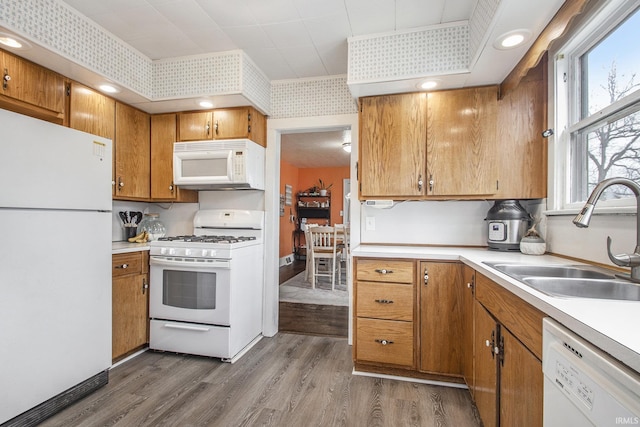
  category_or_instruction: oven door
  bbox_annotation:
[149,256,231,326]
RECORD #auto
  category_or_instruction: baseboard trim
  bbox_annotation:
[352,369,468,389]
[2,370,109,427]
[279,253,294,267]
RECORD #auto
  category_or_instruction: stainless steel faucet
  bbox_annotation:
[573,177,640,283]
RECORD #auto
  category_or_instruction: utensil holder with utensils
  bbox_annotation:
[119,211,143,240]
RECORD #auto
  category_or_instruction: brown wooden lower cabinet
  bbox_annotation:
[474,273,544,427]
[474,301,499,427]
[419,261,464,377]
[112,251,149,362]
[352,257,544,426]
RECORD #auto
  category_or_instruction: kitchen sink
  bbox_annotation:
[521,277,640,301]
[485,263,617,280]
[483,262,640,301]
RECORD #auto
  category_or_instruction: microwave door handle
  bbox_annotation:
[226,150,234,181]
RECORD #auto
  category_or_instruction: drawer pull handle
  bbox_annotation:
[115,263,129,269]
[375,339,394,346]
[374,269,393,274]
[374,299,394,304]
[164,323,210,332]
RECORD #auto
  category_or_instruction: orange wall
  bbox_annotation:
[279,160,299,258]
[298,166,350,229]
[278,163,350,259]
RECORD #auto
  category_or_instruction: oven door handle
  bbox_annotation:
[150,256,230,269]
[163,323,211,332]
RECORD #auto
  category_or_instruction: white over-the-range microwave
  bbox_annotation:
[173,138,265,190]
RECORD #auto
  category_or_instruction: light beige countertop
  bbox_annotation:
[352,244,640,373]
[112,241,150,254]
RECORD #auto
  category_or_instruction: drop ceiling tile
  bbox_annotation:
[152,0,219,29]
[129,33,203,59]
[197,0,257,27]
[222,25,276,49]
[245,0,301,25]
[188,26,237,53]
[344,0,396,35]
[442,0,477,22]
[244,47,295,80]
[293,0,348,19]
[304,14,352,45]
[279,46,327,78]
[315,42,348,76]
[262,21,314,49]
[91,5,173,41]
[396,0,446,28]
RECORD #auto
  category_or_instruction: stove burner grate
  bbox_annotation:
[157,235,257,244]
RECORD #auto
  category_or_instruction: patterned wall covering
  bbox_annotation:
[347,23,470,84]
[0,0,153,97]
[241,54,272,115]
[469,0,502,62]
[0,0,272,113]
[270,76,358,120]
[153,52,242,100]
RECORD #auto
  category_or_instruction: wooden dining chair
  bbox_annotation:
[303,224,317,282]
[335,223,350,286]
[308,225,337,290]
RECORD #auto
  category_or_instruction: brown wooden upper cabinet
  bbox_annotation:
[177,111,212,141]
[359,93,427,199]
[178,107,266,147]
[213,106,266,147]
[0,49,66,124]
[114,102,150,200]
[358,80,546,201]
[68,82,116,140]
[150,113,197,202]
[426,86,498,197]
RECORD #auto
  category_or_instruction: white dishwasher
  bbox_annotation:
[543,318,640,426]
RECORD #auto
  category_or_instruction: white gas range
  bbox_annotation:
[148,209,264,363]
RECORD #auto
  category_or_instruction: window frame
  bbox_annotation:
[548,0,640,215]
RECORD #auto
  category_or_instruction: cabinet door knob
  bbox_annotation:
[374,268,393,274]
[485,339,491,347]
[142,278,148,294]
[118,177,124,190]
[417,173,423,191]
[374,299,394,304]
[3,69,10,90]
[424,267,429,285]
[375,339,394,346]
[116,263,129,269]
[214,120,218,135]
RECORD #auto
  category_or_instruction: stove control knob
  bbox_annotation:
[169,248,176,255]
[185,248,192,256]
[160,248,167,255]
[201,249,209,257]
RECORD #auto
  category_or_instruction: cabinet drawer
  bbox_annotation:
[112,252,144,277]
[356,317,414,367]
[356,259,414,283]
[356,281,413,321]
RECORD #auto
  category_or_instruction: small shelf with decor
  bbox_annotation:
[294,189,331,260]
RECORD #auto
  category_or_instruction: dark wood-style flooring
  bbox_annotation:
[40,333,481,427]
[279,260,349,337]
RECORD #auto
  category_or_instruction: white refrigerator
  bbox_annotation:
[0,108,112,424]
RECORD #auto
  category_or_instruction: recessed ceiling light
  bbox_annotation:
[0,33,30,49]
[199,100,214,108]
[417,80,439,90]
[494,30,531,50]
[98,84,119,94]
